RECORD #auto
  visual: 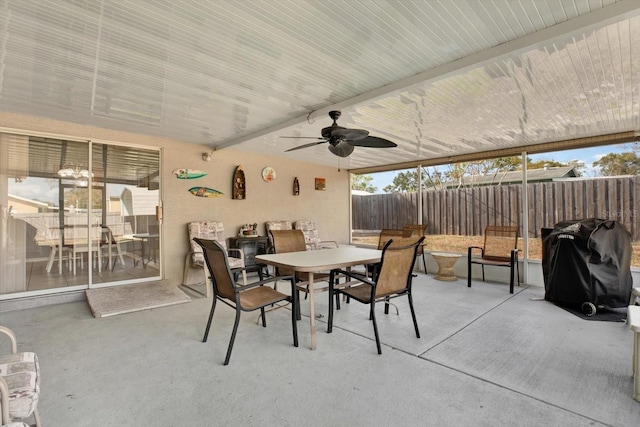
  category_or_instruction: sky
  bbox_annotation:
[366,142,634,194]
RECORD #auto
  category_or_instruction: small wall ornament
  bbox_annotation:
[315,177,326,191]
[173,168,207,179]
[262,166,276,182]
[188,187,223,198]
[239,223,258,237]
[233,165,246,199]
[293,177,300,195]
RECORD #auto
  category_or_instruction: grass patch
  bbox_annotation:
[352,232,640,266]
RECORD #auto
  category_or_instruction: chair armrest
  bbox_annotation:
[0,325,17,353]
[235,275,294,291]
[468,246,484,257]
[331,269,375,287]
[185,250,200,265]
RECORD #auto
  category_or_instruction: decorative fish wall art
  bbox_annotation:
[188,187,224,198]
[173,168,207,179]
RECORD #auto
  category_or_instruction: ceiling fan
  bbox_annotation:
[282,111,397,157]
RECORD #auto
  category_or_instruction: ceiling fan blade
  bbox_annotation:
[331,128,369,141]
[348,136,397,148]
[285,140,327,152]
[280,136,326,140]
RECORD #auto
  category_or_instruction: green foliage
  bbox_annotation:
[593,152,640,176]
[383,170,422,193]
[64,187,103,210]
[382,155,589,193]
[350,174,377,193]
[528,158,585,176]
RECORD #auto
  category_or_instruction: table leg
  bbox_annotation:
[46,245,56,273]
[58,235,63,274]
[308,272,316,350]
[634,331,640,401]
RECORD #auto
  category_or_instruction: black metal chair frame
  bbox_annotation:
[194,238,299,365]
[327,237,424,354]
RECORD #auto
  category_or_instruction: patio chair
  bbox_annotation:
[365,228,414,279]
[268,229,332,317]
[293,220,338,250]
[193,238,298,365]
[68,224,102,275]
[0,326,42,427]
[403,224,428,273]
[100,226,125,271]
[183,221,247,298]
[327,236,425,354]
[265,220,293,250]
[467,225,520,293]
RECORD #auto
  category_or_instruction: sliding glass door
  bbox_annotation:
[0,132,161,298]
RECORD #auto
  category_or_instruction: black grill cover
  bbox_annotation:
[542,218,633,308]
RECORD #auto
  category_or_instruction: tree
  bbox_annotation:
[351,174,377,193]
[64,187,103,210]
[528,158,585,176]
[383,170,425,193]
[593,152,640,176]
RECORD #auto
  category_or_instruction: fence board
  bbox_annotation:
[352,176,640,239]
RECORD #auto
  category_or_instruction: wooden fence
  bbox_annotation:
[352,176,640,240]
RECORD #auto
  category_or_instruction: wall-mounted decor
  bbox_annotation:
[238,223,258,237]
[293,177,300,196]
[173,168,207,179]
[233,165,246,199]
[315,177,326,191]
[188,186,224,198]
[262,166,276,182]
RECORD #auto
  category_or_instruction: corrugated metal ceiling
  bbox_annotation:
[1,0,638,171]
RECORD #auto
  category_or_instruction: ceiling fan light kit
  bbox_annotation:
[282,111,397,157]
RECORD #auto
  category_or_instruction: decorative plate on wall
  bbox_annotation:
[262,167,276,182]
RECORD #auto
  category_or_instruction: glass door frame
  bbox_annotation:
[0,129,162,299]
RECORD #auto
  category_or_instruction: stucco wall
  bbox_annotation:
[1,112,351,287]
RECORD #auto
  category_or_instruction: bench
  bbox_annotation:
[629,305,640,401]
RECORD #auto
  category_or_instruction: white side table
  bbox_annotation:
[431,252,461,281]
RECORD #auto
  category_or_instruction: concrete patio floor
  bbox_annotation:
[2,274,639,426]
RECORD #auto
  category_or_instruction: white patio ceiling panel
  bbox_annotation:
[1,0,638,171]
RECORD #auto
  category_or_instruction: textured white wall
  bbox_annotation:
[1,112,351,286]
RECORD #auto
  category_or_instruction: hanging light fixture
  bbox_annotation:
[57,164,93,179]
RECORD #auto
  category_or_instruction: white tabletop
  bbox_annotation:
[256,246,382,272]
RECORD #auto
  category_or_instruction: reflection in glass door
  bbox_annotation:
[0,132,161,298]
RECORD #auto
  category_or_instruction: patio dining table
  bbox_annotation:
[256,246,382,350]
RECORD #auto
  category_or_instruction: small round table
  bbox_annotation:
[431,252,461,281]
